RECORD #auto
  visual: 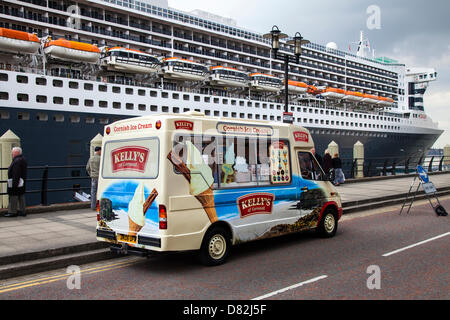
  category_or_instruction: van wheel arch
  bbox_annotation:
[316,204,338,238]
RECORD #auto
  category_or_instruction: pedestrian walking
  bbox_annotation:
[332,153,345,186]
[5,147,27,217]
[86,146,101,210]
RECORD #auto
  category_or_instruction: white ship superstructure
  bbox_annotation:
[0,0,443,169]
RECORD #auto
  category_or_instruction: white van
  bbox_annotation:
[96,112,342,265]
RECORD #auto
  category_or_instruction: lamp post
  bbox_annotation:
[263,26,309,123]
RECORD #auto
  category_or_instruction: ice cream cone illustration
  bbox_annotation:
[127,183,158,235]
[167,141,218,223]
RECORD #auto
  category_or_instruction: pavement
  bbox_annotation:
[0,171,449,279]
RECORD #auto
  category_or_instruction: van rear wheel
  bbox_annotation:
[198,226,230,266]
[317,209,337,238]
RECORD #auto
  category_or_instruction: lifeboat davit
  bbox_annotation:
[377,96,394,106]
[209,66,248,88]
[361,94,379,104]
[320,87,345,99]
[249,73,282,92]
[343,90,364,102]
[307,85,322,96]
[102,47,161,74]
[0,27,40,54]
[44,38,100,63]
[161,57,208,81]
[285,80,308,94]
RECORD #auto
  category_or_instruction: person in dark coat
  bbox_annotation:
[5,147,27,217]
[311,148,323,168]
[323,149,333,178]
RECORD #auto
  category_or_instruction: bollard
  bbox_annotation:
[328,141,339,158]
[353,141,364,178]
[90,133,103,157]
[0,130,21,209]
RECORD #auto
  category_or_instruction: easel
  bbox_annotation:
[399,165,447,216]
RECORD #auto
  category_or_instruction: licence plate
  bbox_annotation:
[117,234,137,244]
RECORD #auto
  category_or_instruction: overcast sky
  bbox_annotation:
[169,0,450,148]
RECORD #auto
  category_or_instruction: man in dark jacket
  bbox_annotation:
[5,147,27,217]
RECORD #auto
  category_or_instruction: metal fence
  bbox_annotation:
[0,165,91,206]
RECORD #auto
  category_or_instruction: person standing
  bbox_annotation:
[5,147,27,217]
[311,148,323,168]
[332,153,345,186]
[86,146,101,210]
[323,149,333,178]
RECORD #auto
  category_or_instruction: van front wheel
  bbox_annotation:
[317,209,338,238]
[198,226,230,266]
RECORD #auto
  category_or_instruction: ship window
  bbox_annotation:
[53,114,64,122]
[162,106,169,112]
[69,98,79,106]
[270,116,275,121]
[70,115,80,123]
[16,75,28,84]
[53,97,63,104]
[126,88,133,95]
[126,103,134,110]
[138,104,146,111]
[113,102,121,109]
[69,81,79,89]
[53,80,63,87]
[99,118,109,125]
[0,111,9,119]
[84,83,93,90]
[248,114,253,119]
[240,101,245,107]
[162,92,168,98]
[172,93,179,99]
[85,117,95,124]
[223,111,229,117]
[98,85,107,92]
[205,110,211,115]
[18,112,30,120]
[35,77,46,85]
[84,99,93,107]
[112,86,121,93]
[0,92,9,100]
[0,73,8,81]
[231,112,237,118]
[204,97,210,103]
[138,89,145,96]
[37,95,47,103]
[36,113,48,121]
[150,91,157,97]
[17,93,29,102]
[240,113,245,118]
[150,105,158,112]
[99,101,108,108]
[214,111,220,116]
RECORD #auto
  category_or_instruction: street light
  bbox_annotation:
[263,26,309,123]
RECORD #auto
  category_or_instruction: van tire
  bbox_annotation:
[198,226,231,266]
[317,209,338,238]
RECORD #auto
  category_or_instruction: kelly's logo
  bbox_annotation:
[174,120,194,131]
[293,131,309,143]
[111,146,149,173]
[237,193,275,218]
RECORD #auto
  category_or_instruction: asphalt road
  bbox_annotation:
[0,197,448,301]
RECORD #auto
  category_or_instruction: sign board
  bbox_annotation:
[416,165,429,183]
[283,112,294,124]
[422,182,437,194]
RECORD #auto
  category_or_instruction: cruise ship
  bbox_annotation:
[0,0,443,194]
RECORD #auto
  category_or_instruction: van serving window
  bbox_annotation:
[173,135,291,189]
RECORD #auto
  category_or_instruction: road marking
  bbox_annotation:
[0,258,140,294]
[382,232,450,257]
[252,275,328,300]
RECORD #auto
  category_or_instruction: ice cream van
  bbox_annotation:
[96,111,342,265]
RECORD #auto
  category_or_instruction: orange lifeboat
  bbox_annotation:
[161,57,208,81]
[0,27,40,54]
[249,73,283,92]
[44,38,100,63]
[361,93,379,104]
[285,80,308,94]
[377,96,394,106]
[320,87,345,99]
[208,66,249,88]
[307,85,322,95]
[102,47,161,74]
[343,90,364,102]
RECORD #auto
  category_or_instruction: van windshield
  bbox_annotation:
[102,137,159,179]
